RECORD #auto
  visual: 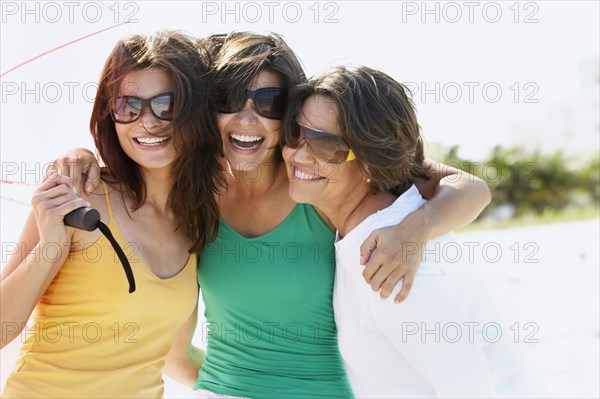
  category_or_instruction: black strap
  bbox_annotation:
[97,221,136,293]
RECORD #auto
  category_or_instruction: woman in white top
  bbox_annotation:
[282,66,539,398]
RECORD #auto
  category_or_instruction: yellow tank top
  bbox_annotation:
[3,182,198,398]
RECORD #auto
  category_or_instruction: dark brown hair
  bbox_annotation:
[285,66,430,195]
[89,31,223,253]
[199,32,306,162]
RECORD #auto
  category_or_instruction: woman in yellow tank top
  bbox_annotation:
[0,31,222,398]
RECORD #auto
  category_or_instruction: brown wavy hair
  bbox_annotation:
[199,32,306,162]
[285,66,430,195]
[89,31,223,253]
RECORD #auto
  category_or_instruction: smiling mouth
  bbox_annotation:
[294,167,324,181]
[229,134,264,150]
[134,136,170,146]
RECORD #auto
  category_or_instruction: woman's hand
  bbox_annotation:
[47,147,101,195]
[32,173,90,246]
[360,159,491,303]
[360,209,429,303]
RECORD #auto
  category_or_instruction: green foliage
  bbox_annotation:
[441,145,600,221]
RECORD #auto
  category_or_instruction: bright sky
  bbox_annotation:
[1,0,599,245]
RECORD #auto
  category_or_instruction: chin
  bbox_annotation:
[225,157,257,173]
[287,186,313,205]
[137,156,176,171]
[225,150,278,171]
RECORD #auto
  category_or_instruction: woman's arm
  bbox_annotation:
[1,175,89,348]
[411,158,491,237]
[163,305,205,387]
[360,158,491,303]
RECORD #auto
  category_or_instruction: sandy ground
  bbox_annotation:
[2,219,599,398]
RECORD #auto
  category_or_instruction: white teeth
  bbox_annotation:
[230,134,262,143]
[294,169,323,181]
[135,137,168,146]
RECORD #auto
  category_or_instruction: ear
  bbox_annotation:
[359,162,371,183]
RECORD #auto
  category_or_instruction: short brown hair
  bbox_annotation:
[89,31,223,253]
[286,66,430,195]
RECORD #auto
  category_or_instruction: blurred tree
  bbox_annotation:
[439,145,599,221]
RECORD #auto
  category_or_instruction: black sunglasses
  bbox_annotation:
[112,93,174,124]
[216,87,288,119]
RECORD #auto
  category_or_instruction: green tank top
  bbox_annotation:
[195,203,353,398]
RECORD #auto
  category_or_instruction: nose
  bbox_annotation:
[235,99,258,125]
[138,106,161,132]
[292,139,315,163]
[283,139,314,169]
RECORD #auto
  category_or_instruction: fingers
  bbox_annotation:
[36,195,89,245]
[359,231,378,265]
[366,261,397,293]
[34,190,85,210]
[33,191,85,221]
[45,162,59,179]
[394,272,416,304]
[69,160,83,196]
[31,172,90,246]
[32,175,87,211]
[83,161,101,195]
[35,173,73,194]
[35,194,90,224]
[70,148,102,195]
[45,161,72,183]
[361,247,421,303]
[362,253,381,284]
[372,264,406,298]
[379,269,403,299]
[47,154,93,195]
[53,196,91,218]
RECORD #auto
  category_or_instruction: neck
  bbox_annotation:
[224,157,287,201]
[320,186,396,238]
[139,167,173,213]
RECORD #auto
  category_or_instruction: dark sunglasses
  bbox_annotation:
[111,93,174,124]
[286,122,356,164]
[216,87,288,119]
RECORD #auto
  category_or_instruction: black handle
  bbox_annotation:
[63,207,136,293]
[64,207,100,231]
[64,207,135,293]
